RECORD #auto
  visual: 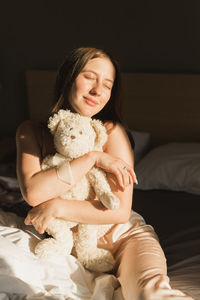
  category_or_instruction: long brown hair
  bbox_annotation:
[51,47,123,124]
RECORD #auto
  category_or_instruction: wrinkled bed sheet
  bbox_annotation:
[0,166,200,300]
[0,210,200,300]
[0,167,122,299]
[0,209,122,300]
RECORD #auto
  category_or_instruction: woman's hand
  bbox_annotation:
[94,151,137,190]
[24,200,57,234]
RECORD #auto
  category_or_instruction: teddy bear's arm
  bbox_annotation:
[87,167,120,210]
[42,153,69,170]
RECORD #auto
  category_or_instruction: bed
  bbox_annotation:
[0,71,200,299]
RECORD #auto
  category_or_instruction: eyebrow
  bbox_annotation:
[82,69,114,84]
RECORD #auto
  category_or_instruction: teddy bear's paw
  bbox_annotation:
[35,237,73,258]
[46,219,77,238]
[78,248,115,272]
[99,192,120,210]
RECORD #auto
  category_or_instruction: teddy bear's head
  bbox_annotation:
[48,109,107,159]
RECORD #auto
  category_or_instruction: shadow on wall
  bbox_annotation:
[0,136,16,163]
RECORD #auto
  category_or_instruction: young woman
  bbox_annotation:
[16,47,192,300]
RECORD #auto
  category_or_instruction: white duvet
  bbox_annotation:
[0,210,122,300]
[0,209,200,300]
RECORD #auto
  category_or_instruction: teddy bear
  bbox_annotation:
[34,109,120,272]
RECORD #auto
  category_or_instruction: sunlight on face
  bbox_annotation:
[69,57,115,117]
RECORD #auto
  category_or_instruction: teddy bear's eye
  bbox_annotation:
[79,131,83,134]
[69,127,73,131]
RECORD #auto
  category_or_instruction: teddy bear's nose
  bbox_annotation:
[71,135,76,140]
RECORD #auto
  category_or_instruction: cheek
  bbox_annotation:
[69,84,77,103]
[76,78,91,94]
[102,90,111,104]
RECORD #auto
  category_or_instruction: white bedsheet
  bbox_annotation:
[0,210,122,300]
[0,209,200,300]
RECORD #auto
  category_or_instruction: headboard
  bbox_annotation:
[26,71,200,146]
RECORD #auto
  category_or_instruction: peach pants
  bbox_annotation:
[98,211,193,300]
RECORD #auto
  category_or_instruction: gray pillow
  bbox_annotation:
[135,142,200,195]
[131,130,151,164]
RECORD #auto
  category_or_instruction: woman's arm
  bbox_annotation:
[16,120,98,206]
[17,121,136,207]
[24,122,136,234]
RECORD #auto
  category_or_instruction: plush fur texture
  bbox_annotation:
[34,109,120,272]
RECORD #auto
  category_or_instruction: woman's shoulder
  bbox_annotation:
[104,121,135,150]
[16,120,48,151]
[104,121,128,139]
[16,120,54,158]
[16,120,43,140]
[103,122,134,164]
[103,122,131,150]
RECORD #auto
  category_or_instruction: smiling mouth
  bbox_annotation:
[84,97,98,106]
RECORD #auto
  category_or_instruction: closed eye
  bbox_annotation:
[104,84,112,90]
[84,72,96,80]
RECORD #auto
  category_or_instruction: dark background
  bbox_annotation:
[1,0,200,137]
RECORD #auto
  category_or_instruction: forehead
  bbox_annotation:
[83,57,115,80]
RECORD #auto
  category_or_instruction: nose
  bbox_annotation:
[90,81,102,96]
[71,135,76,140]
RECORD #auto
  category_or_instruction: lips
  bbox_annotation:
[84,96,98,106]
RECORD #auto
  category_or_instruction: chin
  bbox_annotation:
[79,108,99,118]
[71,103,100,118]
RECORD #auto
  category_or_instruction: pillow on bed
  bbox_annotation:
[130,130,151,164]
[134,142,200,195]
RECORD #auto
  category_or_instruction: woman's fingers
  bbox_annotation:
[24,214,31,225]
[119,164,138,187]
[23,201,55,235]
[124,165,137,184]
[114,169,124,190]
[24,211,47,234]
[35,223,45,234]
[114,166,133,190]
[122,167,130,187]
[97,152,138,188]
[129,167,138,184]
[29,216,46,234]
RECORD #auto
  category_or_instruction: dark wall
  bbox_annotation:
[1,0,200,137]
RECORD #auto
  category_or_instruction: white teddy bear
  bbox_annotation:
[34,109,120,272]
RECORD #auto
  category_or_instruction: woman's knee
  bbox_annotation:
[119,273,171,300]
[138,273,170,291]
[115,234,169,299]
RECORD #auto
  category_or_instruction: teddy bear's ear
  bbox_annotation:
[91,119,107,148]
[48,109,72,134]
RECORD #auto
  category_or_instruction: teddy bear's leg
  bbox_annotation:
[87,168,120,210]
[34,219,74,258]
[75,224,115,272]
[99,192,120,211]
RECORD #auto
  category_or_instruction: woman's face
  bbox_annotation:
[68,57,115,117]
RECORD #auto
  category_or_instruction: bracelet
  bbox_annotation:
[56,161,74,186]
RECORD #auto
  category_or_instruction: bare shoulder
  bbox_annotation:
[104,122,133,165]
[104,121,131,145]
[16,120,55,159]
[16,120,43,156]
[16,120,41,139]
